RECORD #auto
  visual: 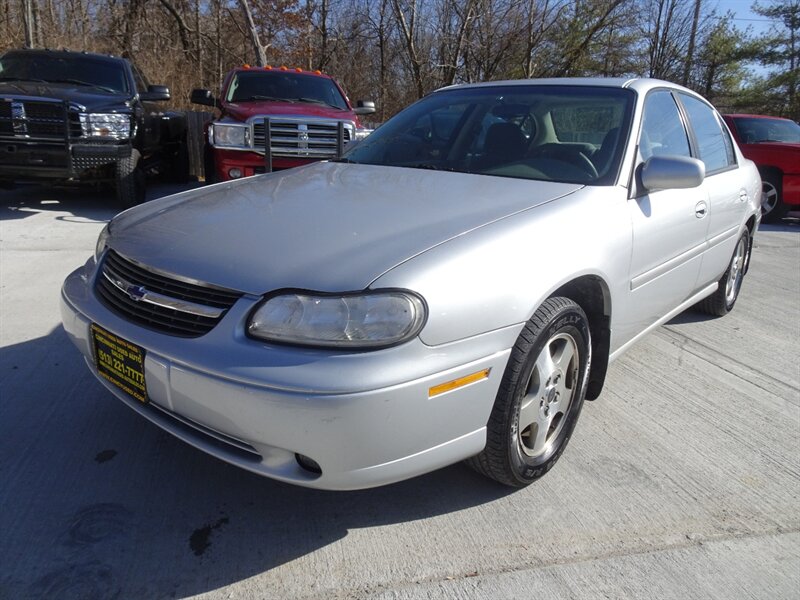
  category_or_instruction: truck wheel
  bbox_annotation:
[116,149,146,208]
[466,297,591,487]
[760,171,787,223]
[697,229,749,317]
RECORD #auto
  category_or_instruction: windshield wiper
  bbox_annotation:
[236,95,293,103]
[51,79,117,93]
[0,76,49,83]
[295,97,344,110]
[404,162,456,172]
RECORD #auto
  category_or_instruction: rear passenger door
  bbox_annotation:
[677,93,748,287]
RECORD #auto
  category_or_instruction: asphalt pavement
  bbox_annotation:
[1,184,798,599]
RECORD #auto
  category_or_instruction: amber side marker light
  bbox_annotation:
[429,369,491,398]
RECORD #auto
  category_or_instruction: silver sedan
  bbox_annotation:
[61,78,761,489]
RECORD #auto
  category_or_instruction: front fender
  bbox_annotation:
[371,186,631,347]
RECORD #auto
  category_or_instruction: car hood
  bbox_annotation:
[223,101,355,122]
[0,81,130,111]
[109,162,582,295]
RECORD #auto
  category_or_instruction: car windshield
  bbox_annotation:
[732,117,800,143]
[0,54,129,94]
[342,85,634,185]
[226,71,349,110]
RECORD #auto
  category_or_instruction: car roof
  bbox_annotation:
[231,66,334,80]
[2,48,126,65]
[437,77,695,95]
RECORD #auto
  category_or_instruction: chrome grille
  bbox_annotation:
[252,118,353,158]
[0,99,81,139]
[96,250,242,337]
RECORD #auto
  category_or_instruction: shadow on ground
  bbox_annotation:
[0,181,202,223]
[0,326,514,598]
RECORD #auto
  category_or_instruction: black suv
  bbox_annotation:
[0,49,188,206]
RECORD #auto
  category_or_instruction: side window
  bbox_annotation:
[680,94,735,173]
[639,90,691,160]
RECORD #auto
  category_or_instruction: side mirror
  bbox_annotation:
[640,155,705,191]
[140,84,170,102]
[353,100,376,116]
[190,88,218,108]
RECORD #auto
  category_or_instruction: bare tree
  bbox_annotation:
[239,0,268,65]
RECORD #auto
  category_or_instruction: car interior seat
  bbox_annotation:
[477,122,527,170]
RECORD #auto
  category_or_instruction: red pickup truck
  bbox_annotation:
[191,66,375,182]
[723,114,800,222]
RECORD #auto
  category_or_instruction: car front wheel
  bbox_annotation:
[467,297,591,487]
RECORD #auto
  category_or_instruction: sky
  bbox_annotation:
[713,0,781,36]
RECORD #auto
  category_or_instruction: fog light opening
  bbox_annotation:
[295,453,322,475]
[228,167,243,179]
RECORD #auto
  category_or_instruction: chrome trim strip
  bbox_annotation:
[112,250,242,294]
[102,270,224,319]
[630,239,707,291]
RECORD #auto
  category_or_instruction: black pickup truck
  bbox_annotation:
[0,49,188,206]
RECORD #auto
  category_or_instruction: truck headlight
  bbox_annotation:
[81,113,131,139]
[212,123,249,148]
[247,291,426,348]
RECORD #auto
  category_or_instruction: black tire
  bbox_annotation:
[697,229,750,317]
[760,170,787,223]
[203,145,216,185]
[467,297,591,487]
[115,148,146,208]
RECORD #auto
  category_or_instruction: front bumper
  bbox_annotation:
[0,140,131,182]
[61,259,518,489]
[212,148,318,181]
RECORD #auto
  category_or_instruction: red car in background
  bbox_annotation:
[723,114,800,222]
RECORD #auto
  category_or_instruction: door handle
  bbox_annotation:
[739,190,748,202]
[695,201,708,218]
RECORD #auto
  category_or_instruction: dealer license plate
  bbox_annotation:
[91,324,148,403]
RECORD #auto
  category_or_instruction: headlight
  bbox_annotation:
[247,291,426,348]
[212,123,249,148]
[95,222,111,261]
[354,128,373,141]
[81,113,131,139]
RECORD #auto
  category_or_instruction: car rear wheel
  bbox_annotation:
[467,297,591,487]
[697,229,750,317]
[760,171,787,223]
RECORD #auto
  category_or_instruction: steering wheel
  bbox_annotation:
[572,152,598,178]
[530,147,598,179]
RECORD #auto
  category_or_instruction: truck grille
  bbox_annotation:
[0,99,82,139]
[95,250,243,337]
[252,118,353,158]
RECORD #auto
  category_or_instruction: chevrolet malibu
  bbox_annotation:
[61,78,761,490]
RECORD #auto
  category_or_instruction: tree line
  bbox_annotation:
[1,0,798,121]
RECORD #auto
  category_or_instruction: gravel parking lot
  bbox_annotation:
[1,184,798,599]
